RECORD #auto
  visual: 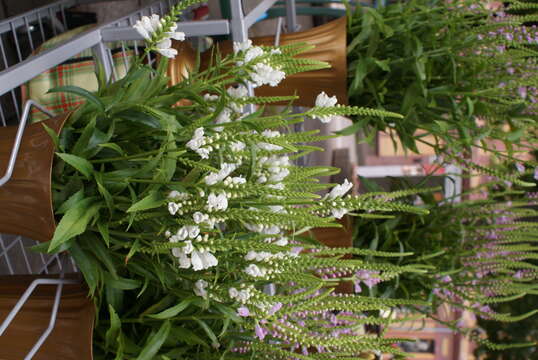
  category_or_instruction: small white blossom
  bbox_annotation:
[176,227,189,240]
[155,38,178,59]
[166,23,185,41]
[185,225,200,239]
[244,46,264,63]
[168,202,180,215]
[237,290,250,302]
[193,212,209,224]
[200,251,218,268]
[187,128,205,150]
[315,92,338,123]
[207,192,228,212]
[331,208,348,219]
[133,14,161,40]
[328,179,353,199]
[204,163,238,185]
[274,237,288,246]
[196,147,210,159]
[229,287,239,298]
[230,141,246,152]
[215,108,232,132]
[245,264,266,277]
[191,250,204,271]
[233,39,253,53]
[250,63,286,87]
[183,240,194,254]
[227,85,248,99]
[194,279,208,298]
[178,252,191,268]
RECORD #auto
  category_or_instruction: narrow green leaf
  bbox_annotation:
[56,189,84,215]
[69,241,100,295]
[193,317,220,348]
[136,321,171,360]
[127,191,164,213]
[49,85,105,111]
[106,277,141,290]
[56,153,94,178]
[41,123,60,150]
[147,298,194,319]
[98,143,125,156]
[105,304,122,350]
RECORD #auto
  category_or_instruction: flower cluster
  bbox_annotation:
[233,40,286,88]
[133,14,185,58]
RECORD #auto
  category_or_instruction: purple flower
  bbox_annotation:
[518,86,528,99]
[515,163,525,173]
[237,306,250,317]
[534,167,538,180]
[268,302,282,316]
[255,323,267,340]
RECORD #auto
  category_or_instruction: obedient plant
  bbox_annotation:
[345,0,538,170]
[42,2,434,358]
[353,180,538,351]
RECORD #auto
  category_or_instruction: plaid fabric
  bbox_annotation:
[26,25,137,122]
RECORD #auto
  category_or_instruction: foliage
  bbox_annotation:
[41,8,433,358]
[345,0,538,164]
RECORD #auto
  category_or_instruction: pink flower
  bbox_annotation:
[237,306,250,317]
[255,323,267,340]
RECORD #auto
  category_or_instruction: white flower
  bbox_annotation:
[187,127,206,150]
[168,202,180,215]
[237,290,250,302]
[233,39,253,53]
[316,91,338,107]
[328,179,353,199]
[183,240,194,254]
[155,38,178,59]
[245,264,263,277]
[204,93,219,102]
[165,230,172,238]
[166,23,185,41]
[227,85,248,99]
[196,147,210,159]
[228,287,239,298]
[244,46,264,63]
[204,163,238,185]
[200,251,218,268]
[230,141,246,152]
[331,208,348,219]
[133,15,160,40]
[193,212,209,224]
[207,192,228,212]
[315,92,338,123]
[178,251,191,268]
[274,237,288,246]
[245,251,257,261]
[269,168,289,182]
[231,176,246,184]
[215,108,232,131]
[185,225,200,239]
[194,279,208,298]
[176,227,189,240]
[191,250,204,271]
[250,63,286,87]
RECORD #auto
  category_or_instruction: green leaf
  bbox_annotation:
[136,321,171,360]
[98,143,125,156]
[105,304,122,350]
[41,123,61,150]
[106,277,142,290]
[97,221,110,247]
[49,85,104,111]
[56,189,84,215]
[48,197,100,252]
[69,241,100,295]
[193,317,220,349]
[127,191,164,213]
[56,153,94,178]
[147,297,194,319]
[71,116,96,156]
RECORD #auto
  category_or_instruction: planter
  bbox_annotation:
[168,17,347,107]
[0,112,71,242]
